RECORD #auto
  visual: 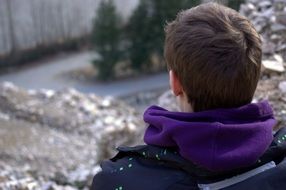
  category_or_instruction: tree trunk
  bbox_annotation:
[5,0,17,53]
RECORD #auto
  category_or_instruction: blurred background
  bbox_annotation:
[0,0,243,96]
[0,0,285,189]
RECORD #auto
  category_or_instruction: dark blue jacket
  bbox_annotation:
[91,128,286,190]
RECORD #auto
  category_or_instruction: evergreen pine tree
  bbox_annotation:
[148,0,200,55]
[126,1,152,71]
[91,0,122,81]
[126,0,200,71]
[228,0,244,11]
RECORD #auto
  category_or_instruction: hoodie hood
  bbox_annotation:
[143,101,276,172]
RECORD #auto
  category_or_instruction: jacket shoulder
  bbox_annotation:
[91,145,198,190]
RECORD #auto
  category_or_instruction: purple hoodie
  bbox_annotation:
[143,100,276,172]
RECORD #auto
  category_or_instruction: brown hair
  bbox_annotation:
[164,2,262,112]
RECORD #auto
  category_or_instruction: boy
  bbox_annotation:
[92,3,286,190]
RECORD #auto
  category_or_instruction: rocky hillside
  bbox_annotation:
[240,0,286,60]
[0,82,144,190]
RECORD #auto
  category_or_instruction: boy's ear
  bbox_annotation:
[169,70,183,96]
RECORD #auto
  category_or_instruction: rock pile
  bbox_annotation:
[240,0,286,57]
[240,0,286,72]
[238,0,286,130]
[0,82,144,189]
[158,90,179,112]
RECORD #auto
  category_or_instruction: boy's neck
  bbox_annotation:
[177,94,193,113]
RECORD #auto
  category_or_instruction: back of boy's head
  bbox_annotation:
[164,2,262,112]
